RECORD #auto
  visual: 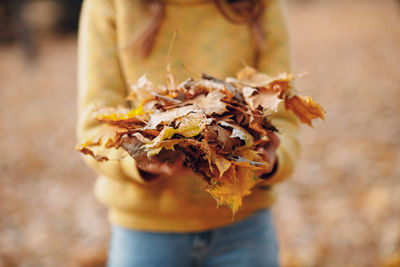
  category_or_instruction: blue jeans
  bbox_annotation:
[107,209,279,267]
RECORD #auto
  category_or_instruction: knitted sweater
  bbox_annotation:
[77,0,299,232]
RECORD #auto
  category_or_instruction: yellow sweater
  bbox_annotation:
[77,0,299,232]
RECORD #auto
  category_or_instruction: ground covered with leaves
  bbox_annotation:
[0,0,399,266]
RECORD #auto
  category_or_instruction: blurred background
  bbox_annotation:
[0,0,399,266]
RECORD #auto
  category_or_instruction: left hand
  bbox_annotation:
[256,131,280,177]
[137,154,192,179]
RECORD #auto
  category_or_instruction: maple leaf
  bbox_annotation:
[212,154,232,177]
[144,114,207,155]
[191,90,228,115]
[205,165,260,215]
[177,78,209,99]
[146,105,201,129]
[75,125,127,161]
[218,121,254,148]
[231,149,266,169]
[236,66,294,90]
[77,66,325,215]
[96,106,145,121]
[77,147,109,162]
[236,68,296,112]
[94,106,148,131]
[248,115,270,136]
[284,95,325,126]
[128,75,165,105]
[151,92,182,107]
[206,124,236,153]
[242,86,282,112]
[145,139,182,157]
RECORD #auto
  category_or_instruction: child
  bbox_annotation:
[77,0,299,266]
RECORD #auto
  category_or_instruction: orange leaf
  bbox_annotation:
[284,95,325,126]
[213,155,231,177]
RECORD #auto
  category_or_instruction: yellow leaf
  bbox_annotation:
[206,165,260,215]
[144,114,207,155]
[75,126,127,161]
[96,105,144,121]
[76,126,126,149]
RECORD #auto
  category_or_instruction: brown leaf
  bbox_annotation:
[218,121,254,148]
[78,147,109,162]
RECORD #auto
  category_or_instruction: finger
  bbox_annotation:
[160,164,174,176]
[267,132,280,150]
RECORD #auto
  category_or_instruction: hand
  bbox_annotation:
[256,131,280,178]
[137,155,193,181]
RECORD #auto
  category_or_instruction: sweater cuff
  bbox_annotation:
[137,168,161,182]
[260,159,279,180]
[256,146,287,186]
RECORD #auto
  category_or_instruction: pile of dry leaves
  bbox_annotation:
[76,66,324,214]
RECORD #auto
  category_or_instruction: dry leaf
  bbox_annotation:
[192,90,228,115]
[77,66,325,214]
[206,165,260,215]
[147,105,201,129]
[285,95,325,126]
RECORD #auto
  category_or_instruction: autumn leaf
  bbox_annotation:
[75,125,127,161]
[213,154,231,177]
[285,95,325,126]
[96,106,145,121]
[77,65,325,215]
[242,86,282,112]
[191,90,228,115]
[78,147,109,162]
[218,121,254,148]
[128,74,165,105]
[206,165,260,215]
[76,125,127,149]
[236,66,294,90]
[147,105,201,129]
[145,139,181,157]
[236,67,295,112]
[144,114,208,156]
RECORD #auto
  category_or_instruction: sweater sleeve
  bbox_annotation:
[77,0,149,184]
[257,0,300,185]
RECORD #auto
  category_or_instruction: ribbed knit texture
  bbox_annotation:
[77,0,299,232]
